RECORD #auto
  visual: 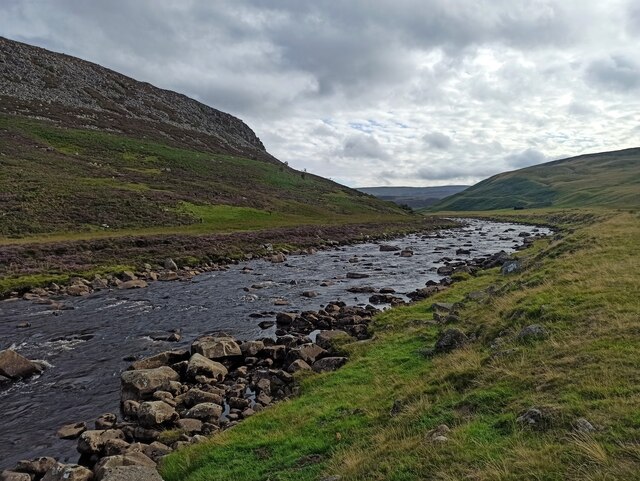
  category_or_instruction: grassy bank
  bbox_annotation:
[160,208,640,480]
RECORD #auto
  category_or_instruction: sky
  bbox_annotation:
[1,1,639,187]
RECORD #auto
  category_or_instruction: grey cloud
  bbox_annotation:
[339,134,390,160]
[585,55,640,92]
[505,148,547,168]
[423,132,452,149]
[0,1,637,187]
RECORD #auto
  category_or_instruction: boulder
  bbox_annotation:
[42,464,93,481]
[346,272,370,279]
[501,260,521,275]
[379,244,401,252]
[0,350,42,379]
[315,330,352,350]
[97,466,162,481]
[129,350,189,370]
[164,258,178,270]
[270,253,286,263]
[185,402,223,421]
[286,343,327,364]
[312,357,348,373]
[57,422,87,439]
[137,401,179,429]
[192,336,241,359]
[67,285,90,296]
[240,340,264,357]
[287,359,312,373]
[276,312,296,326]
[118,279,148,290]
[400,249,413,257]
[143,441,172,461]
[176,418,203,434]
[434,329,467,353]
[94,452,156,480]
[77,429,125,455]
[178,388,223,407]
[186,354,228,381]
[0,472,31,481]
[121,367,179,402]
[95,413,117,429]
[15,457,57,477]
[517,324,549,343]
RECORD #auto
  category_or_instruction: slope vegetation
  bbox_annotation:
[430,148,640,211]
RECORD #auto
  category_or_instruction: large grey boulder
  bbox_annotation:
[42,464,93,481]
[315,330,352,350]
[185,402,223,421]
[0,471,31,481]
[77,429,125,455]
[186,354,228,381]
[137,401,179,429]
[192,336,241,359]
[312,357,348,373]
[121,367,179,402]
[98,466,162,481]
[94,452,156,480]
[129,350,189,370]
[0,350,42,379]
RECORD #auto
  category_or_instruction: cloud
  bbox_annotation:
[339,134,390,160]
[423,132,452,149]
[1,0,639,187]
[504,148,548,168]
[584,55,640,92]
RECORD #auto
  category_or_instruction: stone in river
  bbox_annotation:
[57,422,87,439]
[346,272,370,279]
[0,349,42,379]
[121,367,180,402]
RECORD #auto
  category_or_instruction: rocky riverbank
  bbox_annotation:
[0,234,545,481]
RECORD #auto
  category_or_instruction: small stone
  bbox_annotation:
[574,417,596,433]
[434,329,467,353]
[517,324,549,343]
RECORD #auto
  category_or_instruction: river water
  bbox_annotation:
[0,219,550,468]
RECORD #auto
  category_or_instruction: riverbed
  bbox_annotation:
[0,219,550,468]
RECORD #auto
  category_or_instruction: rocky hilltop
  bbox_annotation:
[0,37,273,161]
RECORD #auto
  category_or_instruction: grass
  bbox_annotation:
[160,208,640,480]
[429,148,640,211]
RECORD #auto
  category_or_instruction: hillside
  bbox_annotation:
[0,37,406,238]
[357,185,468,209]
[430,148,640,211]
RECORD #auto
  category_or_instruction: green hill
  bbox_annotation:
[0,37,405,239]
[430,148,640,211]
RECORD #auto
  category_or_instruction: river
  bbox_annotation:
[0,219,550,468]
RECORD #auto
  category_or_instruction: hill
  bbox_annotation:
[0,37,406,238]
[357,185,468,209]
[430,148,640,211]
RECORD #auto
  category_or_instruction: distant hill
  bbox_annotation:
[357,185,469,209]
[430,148,640,211]
[0,37,406,237]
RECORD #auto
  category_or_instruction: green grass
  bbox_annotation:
[161,209,640,480]
[429,148,640,211]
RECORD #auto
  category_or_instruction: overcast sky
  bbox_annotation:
[2,1,639,187]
